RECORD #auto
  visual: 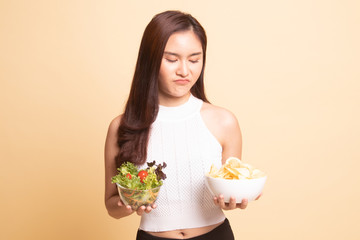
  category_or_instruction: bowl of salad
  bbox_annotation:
[112,161,167,210]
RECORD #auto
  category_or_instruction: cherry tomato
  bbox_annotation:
[126,173,132,179]
[138,170,148,183]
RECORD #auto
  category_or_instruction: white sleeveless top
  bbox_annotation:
[139,95,225,232]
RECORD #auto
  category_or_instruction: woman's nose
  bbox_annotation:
[176,61,189,77]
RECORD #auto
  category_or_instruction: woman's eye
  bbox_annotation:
[189,59,199,63]
[166,58,177,63]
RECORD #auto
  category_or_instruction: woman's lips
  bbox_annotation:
[174,79,190,84]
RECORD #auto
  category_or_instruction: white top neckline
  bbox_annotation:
[157,95,201,121]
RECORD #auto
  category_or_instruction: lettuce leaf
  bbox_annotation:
[112,161,167,190]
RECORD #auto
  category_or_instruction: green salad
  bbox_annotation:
[112,161,167,190]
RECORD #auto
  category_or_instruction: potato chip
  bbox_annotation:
[225,157,242,168]
[224,166,240,176]
[240,162,255,172]
[207,157,265,180]
[209,165,219,175]
[237,168,251,178]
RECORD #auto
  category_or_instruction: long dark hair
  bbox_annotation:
[116,10,208,167]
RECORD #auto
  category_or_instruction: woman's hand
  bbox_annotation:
[213,193,262,210]
[116,199,134,215]
[136,204,157,216]
[117,200,157,216]
[213,195,248,210]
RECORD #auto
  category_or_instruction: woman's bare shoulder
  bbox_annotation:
[108,115,122,132]
[201,102,242,160]
[201,102,239,128]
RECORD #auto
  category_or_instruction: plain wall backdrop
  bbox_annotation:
[1,0,359,239]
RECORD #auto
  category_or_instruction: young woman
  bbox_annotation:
[105,10,259,239]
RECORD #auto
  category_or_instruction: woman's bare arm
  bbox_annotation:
[201,103,255,210]
[104,116,157,218]
[104,116,134,218]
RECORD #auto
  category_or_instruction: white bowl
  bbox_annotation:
[205,175,267,203]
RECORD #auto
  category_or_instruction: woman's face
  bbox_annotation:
[158,30,203,106]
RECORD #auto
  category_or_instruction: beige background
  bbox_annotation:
[1,0,359,239]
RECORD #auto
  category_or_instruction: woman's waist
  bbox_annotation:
[142,220,224,239]
[139,208,225,233]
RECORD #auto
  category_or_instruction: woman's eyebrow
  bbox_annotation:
[163,51,202,57]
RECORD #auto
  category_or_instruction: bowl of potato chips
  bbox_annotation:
[205,157,267,203]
